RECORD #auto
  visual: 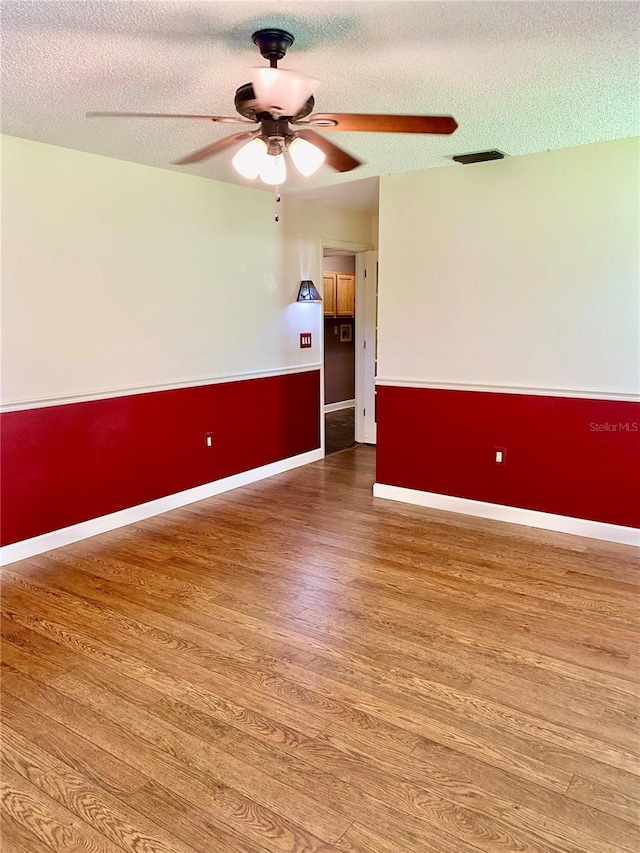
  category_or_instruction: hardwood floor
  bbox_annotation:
[1,445,639,852]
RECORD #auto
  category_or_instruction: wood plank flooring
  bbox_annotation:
[1,445,639,852]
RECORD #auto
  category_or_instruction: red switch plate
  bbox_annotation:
[300,332,312,349]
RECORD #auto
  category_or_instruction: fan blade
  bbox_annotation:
[294,128,362,173]
[174,130,260,165]
[87,112,254,124]
[308,113,458,134]
[251,68,320,117]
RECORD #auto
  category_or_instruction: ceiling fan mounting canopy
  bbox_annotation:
[252,28,295,64]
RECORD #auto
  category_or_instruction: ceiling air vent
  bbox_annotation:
[451,150,507,165]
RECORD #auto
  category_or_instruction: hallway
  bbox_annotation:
[1,446,638,853]
[324,407,357,455]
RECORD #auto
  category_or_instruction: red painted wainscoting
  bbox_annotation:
[1,370,320,546]
[376,385,640,529]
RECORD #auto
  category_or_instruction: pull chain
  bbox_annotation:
[274,187,281,222]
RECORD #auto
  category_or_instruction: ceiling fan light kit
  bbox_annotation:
[87,27,458,188]
[288,137,326,176]
[260,151,287,186]
[231,137,267,179]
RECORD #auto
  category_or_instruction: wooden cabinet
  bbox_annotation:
[323,273,336,317]
[336,274,355,317]
[323,272,355,317]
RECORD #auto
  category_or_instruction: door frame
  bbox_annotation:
[318,238,372,454]
[357,250,379,444]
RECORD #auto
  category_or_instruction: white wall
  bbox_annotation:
[378,137,640,396]
[371,215,379,251]
[1,136,321,405]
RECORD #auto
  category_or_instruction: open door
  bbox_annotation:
[355,251,378,444]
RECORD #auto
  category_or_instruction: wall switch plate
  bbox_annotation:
[205,432,213,447]
[300,332,312,348]
[494,446,506,465]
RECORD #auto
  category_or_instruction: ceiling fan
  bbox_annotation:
[88,28,458,186]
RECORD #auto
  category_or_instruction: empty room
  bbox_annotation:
[1,2,639,852]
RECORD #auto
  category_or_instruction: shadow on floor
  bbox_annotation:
[325,407,358,455]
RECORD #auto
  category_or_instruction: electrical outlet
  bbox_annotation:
[494,446,506,465]
[205,432,213,448]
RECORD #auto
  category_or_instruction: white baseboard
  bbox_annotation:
[324,399,356,413]
[1,448,324,567]
[373,483,640,547]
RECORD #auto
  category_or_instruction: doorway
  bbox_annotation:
[323,250,357,454]
[321,243,378,455]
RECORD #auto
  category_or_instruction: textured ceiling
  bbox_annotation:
[2,1,638,211]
